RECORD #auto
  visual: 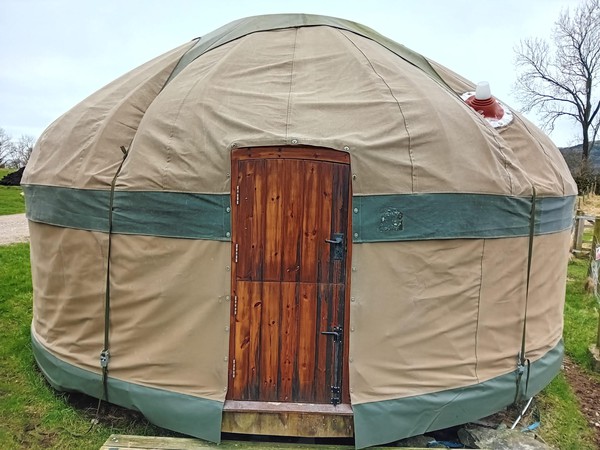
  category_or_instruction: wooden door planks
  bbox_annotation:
[229,146,351,405]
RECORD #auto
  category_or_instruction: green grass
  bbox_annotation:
[0,168,25,215]
[535,255,599,449]
[563,257,599,367]
[538,373,595,449]
[0,243,599,448]
[0,244,169,449]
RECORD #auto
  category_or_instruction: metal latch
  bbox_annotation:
[325,233,345,260]
[321,326,343,405]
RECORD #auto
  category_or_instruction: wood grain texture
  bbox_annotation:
[229,147,351,405]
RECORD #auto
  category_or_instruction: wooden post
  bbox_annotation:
[597,311,600,348]
[593,217,600,260]
[586,217,600,295]
[574,211,585,250]
[593,218,600,347]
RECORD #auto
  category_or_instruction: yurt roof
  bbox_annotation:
[165,13,449,89]
[22,13,576,243]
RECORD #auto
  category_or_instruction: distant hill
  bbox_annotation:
[559,141,600,171]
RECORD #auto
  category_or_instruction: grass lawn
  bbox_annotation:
[0,242,598,449]
[0,244,168,449]
[0,168,25,215]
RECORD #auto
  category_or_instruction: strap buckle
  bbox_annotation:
[100,350,110,368]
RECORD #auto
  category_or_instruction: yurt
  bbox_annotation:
[23,14,576,449]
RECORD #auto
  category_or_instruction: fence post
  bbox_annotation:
[574,210,585,250]
[585,217,600,297]
[588,217,600,371]
[597,312,600,349]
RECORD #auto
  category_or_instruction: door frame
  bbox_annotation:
[226,145,353,407]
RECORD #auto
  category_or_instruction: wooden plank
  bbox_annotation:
[233,146,351,164]
[330,163,349,284]
[315,284,332,402]
[235,160,257,281]
[300,161,321,283]
[249,160,266,280]
[260,282,281,401]
[231,281,251,400]
[247,281,262,399]
[221,410,354,438]
[278,282,298,401]
[296,283,317,402]
[281,160,303,282]
[102,434,216,449]
[317,163,333,284]
[102,434,431,449]
[224,400,352,414]
[263,159,284,281]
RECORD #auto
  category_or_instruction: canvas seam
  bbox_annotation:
[161,39,246,190]
[337,30,415,193]
[474,239,485,384]
[488,131,514,195]
[285,28,299,141]
[514,115,567,197]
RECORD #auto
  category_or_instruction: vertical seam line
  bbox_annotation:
[337,29,415,192]
[285,28,299,141]
[474,238,485,384]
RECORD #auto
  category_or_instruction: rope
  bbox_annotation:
[100,146,129,407]
[515,186,536,403]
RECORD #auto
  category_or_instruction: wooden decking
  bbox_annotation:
[222,401,354,437]
[100,434,427,449]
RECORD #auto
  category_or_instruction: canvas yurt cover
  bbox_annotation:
[22,14,576,449]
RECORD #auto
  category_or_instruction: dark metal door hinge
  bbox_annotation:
[321,326,343,405]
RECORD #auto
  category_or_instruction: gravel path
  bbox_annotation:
[0,213,29,245]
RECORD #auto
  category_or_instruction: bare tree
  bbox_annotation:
[514,0,600,161]
[10,134,35,168]
[0,127,36,168]
[0,128,12,168]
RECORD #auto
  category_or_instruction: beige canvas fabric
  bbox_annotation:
[30,225,570,404]
[115,27,536,196]
[30,222,108,362]
[23,41,195,189]
[429,60,576,196]
[31,222,230,400]
[23,26,576,198]
[472,231,569,381]
[24,15,575,412]
[348,230,570,405]
[349,239,483,403]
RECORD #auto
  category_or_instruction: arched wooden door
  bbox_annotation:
[228,146,351,406]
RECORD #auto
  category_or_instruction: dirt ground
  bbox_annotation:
[563,357,600,448]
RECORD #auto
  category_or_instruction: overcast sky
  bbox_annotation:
[0,0,584,147]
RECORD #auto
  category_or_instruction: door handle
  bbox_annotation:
[325,233,345,260]
[321,326,343,342]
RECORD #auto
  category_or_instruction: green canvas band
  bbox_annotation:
[22,185,231,241]
[31,326,562,449]
[23,184,574,242]
[352,339,563,449]
[352,192,574,242]
[31,328,224,443]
